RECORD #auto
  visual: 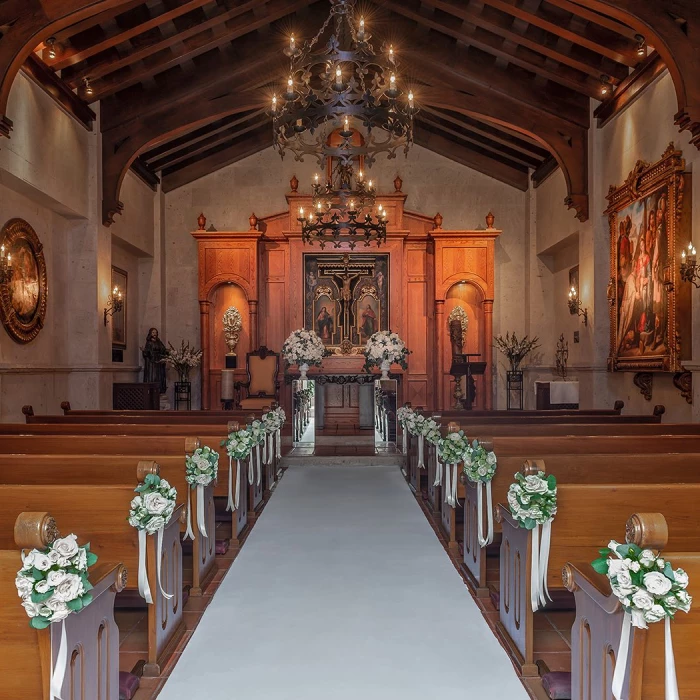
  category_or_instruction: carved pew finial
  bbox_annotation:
[447,421,459,434]
[522,459,546,476]
[184,437,200,455]
[22,405,34,417]
[14,512,59,550]
[137,460,160,482]
[227,421,240,433]
[60,401,71,414]
[625,513,669,551]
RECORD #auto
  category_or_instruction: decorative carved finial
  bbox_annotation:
[433,212,443,230]
[290,174,299,192]
[14,512,59,550]
[486,211,495,229]
[394,174,403,192]
[249,213,258,231]
[197,212,206,230]
[223,306,242,354]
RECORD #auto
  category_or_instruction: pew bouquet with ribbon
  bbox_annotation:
[183,445,219,540]
[436,430,470,507]
[416,416,441,469]
[262,407,285,463]
[128,473,177,605]
[592,541,692,700]
[463,440,497,547]
[507,470,557,611]
[223,429,255,512]
[16,533,99,696]
[396,406,413,454]
[247,419,267,488]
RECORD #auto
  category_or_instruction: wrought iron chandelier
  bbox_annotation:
[270,0,416,248]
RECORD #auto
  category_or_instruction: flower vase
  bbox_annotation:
[299,363,309,380]
[380,359,391,379]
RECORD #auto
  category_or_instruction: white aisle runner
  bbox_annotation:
[159,466,529,700]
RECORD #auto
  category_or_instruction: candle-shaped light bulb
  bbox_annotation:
[290,34,295,50]
[390,73,396,87]
[408,91,414,107]
[271,94,277,110]
[299,206,304,218]
[368,179,373,190]
[389,45,394,58]
[336,66,342,81]
[1,245,4,254]
[288,76,293,89]
[317,202,322,210]
[682,249,686,259]
[7,254,10,264]
[358,170,363,181]
[344,116,350,132]
[350,199,355,210]
[314,173,319,184]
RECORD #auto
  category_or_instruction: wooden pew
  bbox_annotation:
[495,480,700,677]
[0,469,185,677]
[462,452,700,597]
[1,512,127,700]
[0,455,216,597]
[563,513,700,700]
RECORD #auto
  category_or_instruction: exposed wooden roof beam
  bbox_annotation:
[543,0,639,39]
[51,1,144,43]
[415,123,530,190]
[161,125,271,193]
[50,0,213,70]
[477,0,639,66]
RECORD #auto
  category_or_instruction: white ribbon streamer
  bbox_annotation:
[262,434,268,464]
[665,615,680,700]
[444,463,459,507]
[434,459,443,487]
[530,521,553,611]
[50,618,67,699]
[417,435,425,469]
[226,456,235,512]
[196,484,207,539]
[183,487,195,540]
[235,459,241,510]
[402,429,408,454]
[275,429,282,459]
[137,529,153,604]
[255,444,262,487]
[248,455,254,485]
[156,527,173,600]
[477,481,494,547]
[612,611,631,700]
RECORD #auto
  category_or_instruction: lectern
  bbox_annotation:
[449,354,487,410]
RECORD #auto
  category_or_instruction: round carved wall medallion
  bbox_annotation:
[0,218,48,343]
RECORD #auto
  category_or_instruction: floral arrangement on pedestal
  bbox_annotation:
[164,340,203,383]
[592,539,692,699]
[463,440,498,547]
[16,534,98,629]
[494,332,540,373]
[507,470,557,611]
[183,446,219,540]
[436,430,471,507]
[363,330,410,378]
[128,473,177,604]
[222,429,255,512]
[282,329,327,378]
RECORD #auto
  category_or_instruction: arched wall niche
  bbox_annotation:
[209,282,250,369]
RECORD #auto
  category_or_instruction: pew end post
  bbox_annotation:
[60,401,71,414]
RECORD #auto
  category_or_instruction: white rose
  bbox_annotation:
[615,570,636,595]
[52,574,83,602]
[34,579,51,594]
[631,589,655,610]
[608,559,629,577]
[32,553,52,572]
[143,491,170,515]
[523,475,549,494]
[628,561,641,573]
[665,595,679,609]
[656,558,665,569]
[486,452,497,465]
[643,571,672,596]
[675,590,692,612]
[643,604,666,624]
[607,540,622,554]
[15,575,33,598]
[47,570,67,587]
[73,548,87,570]
[673,568,689,589]
[53,534,79,559]
[21,600,44,618]
[47,550,62,565]
[639,549,656,567]
[196,474,211,485]
[630,608,648,629]
[130,496,143,510]
[145,515,165,534]
[46,600,71,622]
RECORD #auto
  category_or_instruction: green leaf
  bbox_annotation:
[86,552,98,567]
[80,574,94,592]
[616,543,640,558]
[80,592,93,607]
[547,474,557,489]
[522,517,536,530]
[30,616,52,630]
[598,548,611,556]
[591,557,609,574]
[82,542,91,552]
[30,589,54,604]
[66,597,83,612]
[31,567,44,581]
[664,562,675,582]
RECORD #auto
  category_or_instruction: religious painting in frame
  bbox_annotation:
[111,266,127,349]
[605,144,692,373]
[303,253,389,355]
[0,218,48,344]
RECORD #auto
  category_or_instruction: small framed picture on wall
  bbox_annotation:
[111,266,127,349]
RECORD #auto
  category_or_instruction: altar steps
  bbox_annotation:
[280,444,404,468]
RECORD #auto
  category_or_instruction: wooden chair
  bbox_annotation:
[235,346,280,410]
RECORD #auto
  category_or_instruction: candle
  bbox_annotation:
[221,370,235,401]
[344,116,349,132]
[299,206,305,218]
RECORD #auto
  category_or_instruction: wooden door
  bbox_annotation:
[324,384,360,427]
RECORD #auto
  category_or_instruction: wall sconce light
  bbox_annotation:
[635,34,647,58]
[45,37,59,60]
[0,244,12,284]
[103,286,123,325]
[83,77,94,97]
[599,74,611,97]
[680,242,700,287]
[568,286,588,326]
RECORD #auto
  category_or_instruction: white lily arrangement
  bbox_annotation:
[184,446,219,541]
[437,430,470,507]
[16,534,98,629]
[507,470,557,612]
[463,440,498,547]
[164,340,203,381]
[363,330,410,371]
[282,328,327,366]
[592,540,692,700]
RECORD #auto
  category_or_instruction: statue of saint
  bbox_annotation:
[142,327,167,394]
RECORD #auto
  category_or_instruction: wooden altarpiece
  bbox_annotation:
[192,178,501,413]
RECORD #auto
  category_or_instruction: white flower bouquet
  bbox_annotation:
[463,439,497,483]
[437,430,471,466]
[396,406,413,429]
[592,541,692,628]
[247,419,267,446]
[185,446,219,487]
[223,429,255,460]
[419,416,442,446]
[262,409,283,433]
[282,328,327,367]
[16,534,98,629]
[507,470,557,529]
[128,473,177,534]
[363,330,410,371]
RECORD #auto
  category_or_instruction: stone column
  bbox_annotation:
[484,299,494,410]
[249,300,259,350]
[435,299,445,409]
[199,300,211,409]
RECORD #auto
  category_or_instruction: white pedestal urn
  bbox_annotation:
[299,363,309,380]
[380,359,391,380]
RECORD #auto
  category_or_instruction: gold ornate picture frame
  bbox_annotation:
[605,144,692,373]
[0,218,48,344]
